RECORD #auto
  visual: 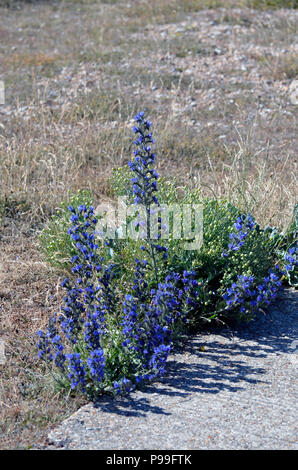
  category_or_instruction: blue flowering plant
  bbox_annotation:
[37,112,194,398]
[38,111,297,399]
[214,210,297,321]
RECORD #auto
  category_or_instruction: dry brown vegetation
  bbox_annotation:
[0,0,297,449]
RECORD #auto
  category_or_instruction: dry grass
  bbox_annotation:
[196,136,297,227]
[0,0,297,449]
[251,50,298,79]
[0,239,87,449]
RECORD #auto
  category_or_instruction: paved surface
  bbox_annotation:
[47,289,298,450]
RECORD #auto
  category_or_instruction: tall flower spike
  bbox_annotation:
[129,111,159,207]
[129,112,169,283]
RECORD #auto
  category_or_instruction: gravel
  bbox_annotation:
[46,288,297,450]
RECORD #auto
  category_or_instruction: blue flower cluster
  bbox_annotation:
[59,279,85,344]
[116,261,203,394]
[118,264,178,392]
[284,245,297,273]
[37,313,66,370]
[222,213,255,257]
[87,349,105,383]
[84,307,105,351]
[67,353,87,391]
[223,245,297,316]
[37,314,57,362]
[37,203,111,396]
[67,205,100,277]
[51,333,66,370]
[222,273,278,315]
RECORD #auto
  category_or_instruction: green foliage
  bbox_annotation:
[167,199,279,324]
[110,166,277,283]
[276,204,298,287]
[99,169,283,324]
[253,204,298,288]
[40,166,289,324]
[39,189,93,270]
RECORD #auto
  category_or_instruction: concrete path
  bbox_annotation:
[47,289,298,450]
